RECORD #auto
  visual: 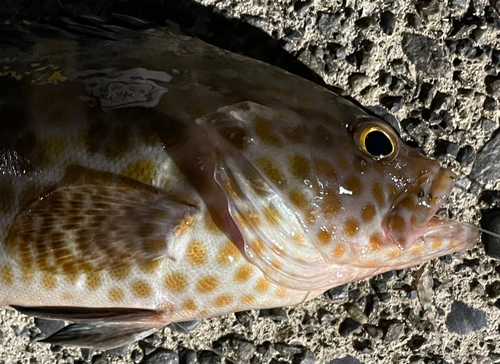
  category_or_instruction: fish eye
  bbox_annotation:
[354,121,399,161]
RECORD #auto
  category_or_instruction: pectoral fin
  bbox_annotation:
[6,166,197,275]
[12,305,164,349]
[39,323,158,349]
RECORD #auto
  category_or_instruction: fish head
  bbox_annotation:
[200,101,479,289]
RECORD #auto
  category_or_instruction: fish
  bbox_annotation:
[0,19,479,349]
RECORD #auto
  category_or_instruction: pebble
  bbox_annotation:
[352,340,372,354]
[470,132,500,184]
[339,318,362,337]
[317,11,342,36]
[327,356,365,364]
[480,209,500,259]
[34,318,66,337]
[131,349,143,363]
[317,308,336,325]
[457,146,476,168]
[230,339,256,361]
[431,92,455,110]
[348,73,370,93]
[445,301,488,334]
[416,0,445,22]
[327,284,349,300]
[485,75,500,96]
[419,83,437,108]
[402,33,451,77]
[275,343,303,356]
[235,311,254,328]
[259,308,287,320]
[167,320,201,334]
[197,350,221,364]
[143,349,179,364]
[408,335,426,351]
[179,349,196,364]
[364,294,379,318]
[327,43,346,59]
[380,11,396,35]
[434,140,460,159]
[380,95,404,112]
[485,281,500,298]
[384,322,404,343]
[364,324,383,339]
[483,96,497,111]
[294,350,316,364]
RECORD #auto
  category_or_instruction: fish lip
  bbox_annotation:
[385,167,456,250]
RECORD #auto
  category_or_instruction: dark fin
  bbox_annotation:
[38,322,158,349]
[6,166,197,275]
[11,305,163,324]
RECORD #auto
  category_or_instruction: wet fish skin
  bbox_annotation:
[0,22,479,348]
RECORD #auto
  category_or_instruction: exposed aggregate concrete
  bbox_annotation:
[0,0,500,363]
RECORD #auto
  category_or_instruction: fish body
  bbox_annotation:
[0,22,479,348]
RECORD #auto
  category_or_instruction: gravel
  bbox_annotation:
[0,0,499,363]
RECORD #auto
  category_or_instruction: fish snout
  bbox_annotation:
[384,168,456,250]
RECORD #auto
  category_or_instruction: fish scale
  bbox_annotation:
[0,21,479,349]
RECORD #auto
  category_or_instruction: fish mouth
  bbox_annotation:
[384,167,464,250]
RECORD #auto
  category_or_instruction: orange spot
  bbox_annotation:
[234,263,254,283]
[255,277,270,293]
[254,117,282,147]
[143,238,165,254]
[432,239,443,249]
[293,232,304,244]
[390,215,406,232]
[164,272,187,293]
[372,182,385,206]
[343,219,359,237]
[400,197,416,211]
[109,287,124,302]
[288,154,310,180]
[197,276,219,293]
[323,190,341,217]
[369,233,383,251]
[121,158,156,184]
[255,157,286,187]
[183,299,197,311]
[21,266,34,282]
[109,264,130,280]
[337,154,348,168]
[42,274,57,290]
[250,239,266,256]
[316,228,332,246]
[313,158,337,178]
[289,189,307,208]
[175,215,194,237]
[409,244,424,256]
[186,240,207,266]
[362,204,376,222]
[1,266,13,285]
[264,205,281,225]
[241,294,255,305]
[365,259,379,268]
[276,287,287,299]
[331,243,346,259]
[86,272,101,291]
[242,210,261,228]
[353,156,368,172]
[345,176,363,196]
[131,280,152,298]
[388,247,403,259]
[214,294,233,307]
[216,241,241,266]
[271,259,283,270]
[204,213,221,234]
[61,293,73,301]
[139,259,162,274]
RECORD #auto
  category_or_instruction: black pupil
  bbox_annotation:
[365,130,393,157]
